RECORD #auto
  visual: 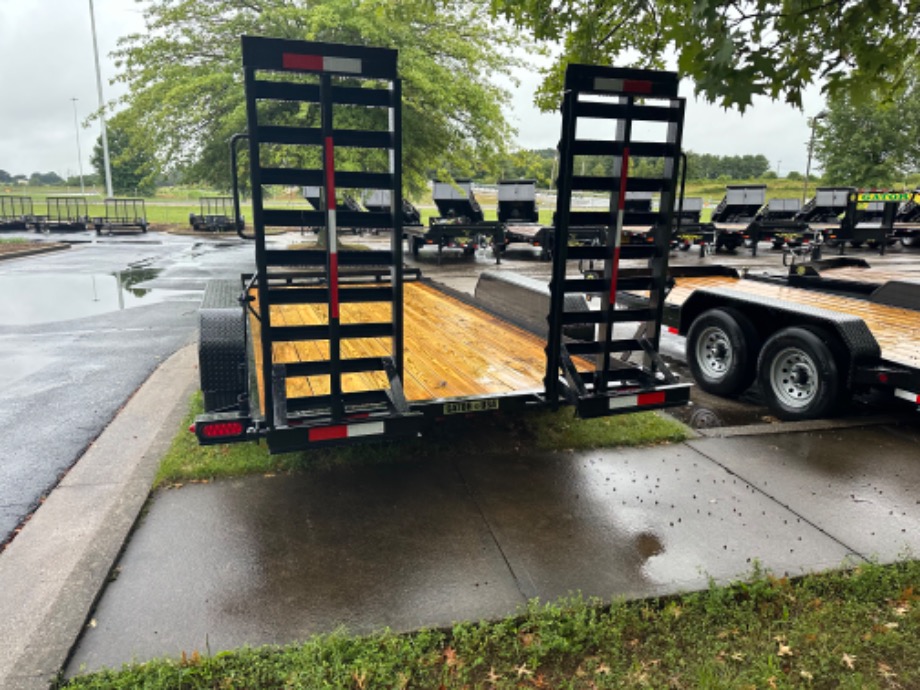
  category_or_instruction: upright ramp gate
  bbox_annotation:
[241,36,419,449]
[546,64,691,416]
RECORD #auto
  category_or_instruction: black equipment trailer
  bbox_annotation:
[93,197,148,234]
[190,196,245,232]
[38,196,90,232]
[404,179,505,263]
[363,190,422,227]
[617,262,920,420]
[192,38,690,451]
[0,195,35,231]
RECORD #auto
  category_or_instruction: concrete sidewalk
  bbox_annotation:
[67,422,920,676]
[2,339,918,686]
[0,345,198,690]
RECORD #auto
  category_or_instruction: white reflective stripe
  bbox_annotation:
[348,421,385,437]
[594,77,624,93]
[613,208,624,248]
[894,389,920,403]
[328,209,337,253]
[609,394,638,410]
[324,56,362,74]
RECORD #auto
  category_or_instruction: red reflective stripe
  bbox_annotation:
[309,425,347,442]
[637,391,667,406]
[282,53,323,71]
[329,252,340,318]
[617,147,630,211]
[667,326,679,334]
[324,137,336,209]
[623,79,653,94]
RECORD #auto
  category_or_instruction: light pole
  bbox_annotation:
[803,110,828,203]
[88,0,113,198]
[71,98,85,194]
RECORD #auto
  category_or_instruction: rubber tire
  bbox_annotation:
[902,236,917,248]
[410,237,422,257]
[686,308,761,396]
[757,326,841,421]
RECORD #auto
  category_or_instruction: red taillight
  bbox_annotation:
[200,421,244,438]
[878,373,889,384]
[667,326,679,334]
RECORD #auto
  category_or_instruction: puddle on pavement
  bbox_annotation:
[0,269,196,325]
[634,532,665,559]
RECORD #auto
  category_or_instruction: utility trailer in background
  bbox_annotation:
[190,196,245,232]
[38,196,90,232]
[404,179,504,263]
[93,197,148,234]
[0,195,34,231]
[617,262,920,420]
[709,185,765,252]
[192,38,689,451]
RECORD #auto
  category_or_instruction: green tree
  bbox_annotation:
[111,0,523,196]
[491,0,919,111]
[0,170,11,184]
[815,76,920,187]
[28,171,64,185]
[91,115,158,196]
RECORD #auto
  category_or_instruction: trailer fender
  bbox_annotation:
[679,287,881,386]
[199,280,247,413]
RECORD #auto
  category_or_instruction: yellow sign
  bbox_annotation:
[856,192,911,202]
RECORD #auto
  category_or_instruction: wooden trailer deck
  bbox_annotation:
[667,275,920,369]
[249,281,590,410]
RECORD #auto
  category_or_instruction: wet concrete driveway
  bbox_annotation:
[67,421,919,674]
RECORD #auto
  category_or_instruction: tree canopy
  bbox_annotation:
[92,114,158,196]
[815,76,920,187]
[111,0,523,195]
[491,0,920,112]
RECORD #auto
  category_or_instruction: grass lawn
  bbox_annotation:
[60,560,920,688]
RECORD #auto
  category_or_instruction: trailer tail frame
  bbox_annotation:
[93,197,148,234]
[0,195,34,231]
[193,40,689,452]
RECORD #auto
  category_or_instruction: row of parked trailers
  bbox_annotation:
[0,195,148,233]
[286,179,920,263]
[669,185,920,256]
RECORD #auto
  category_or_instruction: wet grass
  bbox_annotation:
[154,392,689,487]
[60,559,920,689]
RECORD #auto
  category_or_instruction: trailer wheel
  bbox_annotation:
[903,236,918,248]
[686,308,760,396]
[410,237,423,257]
[757,326,840,421]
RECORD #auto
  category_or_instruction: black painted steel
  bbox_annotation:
[545,63,690,417]
[239,35,411,445]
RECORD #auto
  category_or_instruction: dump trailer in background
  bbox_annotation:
[709,185,765,252]
[826,191,901,254]
[496,179,552,257]
[671,197,715,254]
[192,38,689,451]
[744,197,814,254]
[404,179,504,262]
[893,190,920,247]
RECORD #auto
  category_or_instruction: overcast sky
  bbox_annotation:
[0,0,827,180]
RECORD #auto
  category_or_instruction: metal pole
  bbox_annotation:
[803,110,828,204]
[88,0,113,198]
[71,98,85,195]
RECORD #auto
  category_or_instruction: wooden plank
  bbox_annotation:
[670,276,920,368]
[248,281,585,408]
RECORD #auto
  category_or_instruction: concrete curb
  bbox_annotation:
[0,243,70,262]
[0,344,199,690]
